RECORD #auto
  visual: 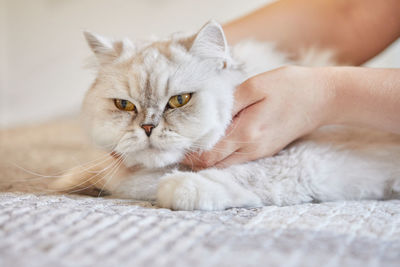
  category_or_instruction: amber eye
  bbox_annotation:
[168,93,192,109]
[114,99,136,111]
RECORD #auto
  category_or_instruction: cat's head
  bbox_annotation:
[82,21,243,168]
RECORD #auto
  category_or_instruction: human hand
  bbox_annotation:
[182,66,335,169]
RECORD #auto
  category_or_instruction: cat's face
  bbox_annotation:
[82,21,242,168]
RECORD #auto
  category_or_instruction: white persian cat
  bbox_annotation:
[53,21,400,210]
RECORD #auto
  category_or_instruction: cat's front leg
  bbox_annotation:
[157,169,262,211]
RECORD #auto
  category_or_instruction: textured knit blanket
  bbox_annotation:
[1,120,399,267]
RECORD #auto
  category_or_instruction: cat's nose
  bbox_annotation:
[141,124,155,137]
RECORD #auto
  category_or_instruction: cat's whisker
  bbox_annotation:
[64,151,117,170]
[9,152,115,182]
[39,154,125,194]
[68,155,122,196]
[14,137,126,192]
[96,153,127,197]
[65,156,125,194]
[10,135,127,188]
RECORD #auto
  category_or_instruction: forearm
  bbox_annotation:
[325,67,400,133]
[224,0,400,65]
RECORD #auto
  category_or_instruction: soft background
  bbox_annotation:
[1,0,400,128]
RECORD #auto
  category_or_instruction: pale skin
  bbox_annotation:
[183,0,400,169]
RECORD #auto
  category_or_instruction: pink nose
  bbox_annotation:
[141,124,155,137]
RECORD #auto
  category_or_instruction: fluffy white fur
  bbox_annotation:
[53,21,400,210]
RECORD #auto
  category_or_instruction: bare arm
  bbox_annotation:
[183,66,400,168]
[328,67,400,133]
[224,0,400,65]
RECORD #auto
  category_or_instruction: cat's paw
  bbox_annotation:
[157,172,236,211]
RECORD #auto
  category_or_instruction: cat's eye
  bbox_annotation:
[168,93,192,109]
[114,99,136,111]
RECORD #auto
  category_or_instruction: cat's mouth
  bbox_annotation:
[111,144,166,159]
[147,145,161,152]
[146,138,177,152]
[144,141,168,153]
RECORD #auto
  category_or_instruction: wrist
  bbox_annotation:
[317,67,349,127]
[320,66,375,128]
[302,67,340,129]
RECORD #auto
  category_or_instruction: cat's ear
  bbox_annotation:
[190,20,229,61]
[83,31,133,64]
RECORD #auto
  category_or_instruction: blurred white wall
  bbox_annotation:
[1,0,7,126]
[1,0,399,128]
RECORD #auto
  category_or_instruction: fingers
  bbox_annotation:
[187,145,236,170]
[214,149,253,168]
[215,142,282,169]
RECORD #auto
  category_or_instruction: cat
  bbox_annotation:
[52,21,400,210]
